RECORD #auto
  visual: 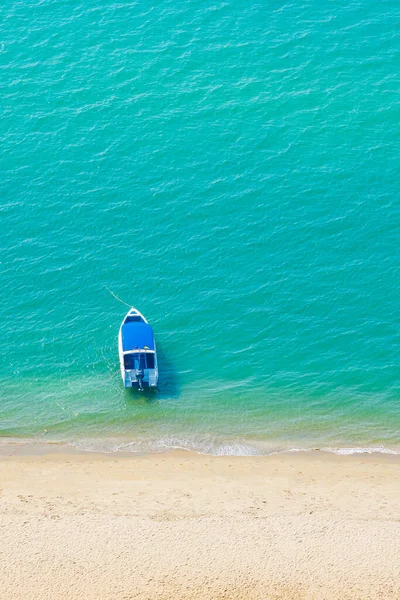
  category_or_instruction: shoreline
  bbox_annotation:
[1,436,399,459]
[1,448,399,599]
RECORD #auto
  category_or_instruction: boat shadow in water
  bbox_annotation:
[123,344,179,404]
[154,344,180,399]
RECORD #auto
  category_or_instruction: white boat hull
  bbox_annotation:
[118,308,158,389]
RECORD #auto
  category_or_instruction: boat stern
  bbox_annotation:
[123,367,158,390]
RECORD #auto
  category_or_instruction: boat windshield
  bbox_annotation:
[124,352,155,370]
[125,315,143,323]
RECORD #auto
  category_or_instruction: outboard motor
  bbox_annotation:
[135,369,145,391]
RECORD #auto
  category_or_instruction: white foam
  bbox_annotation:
[68,437,400,457]
[322,446,400,456]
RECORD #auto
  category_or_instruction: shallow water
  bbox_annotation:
[1,0,399,454]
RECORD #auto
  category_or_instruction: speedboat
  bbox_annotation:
[118,307,158,390]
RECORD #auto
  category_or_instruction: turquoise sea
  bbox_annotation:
[1,0,399,455]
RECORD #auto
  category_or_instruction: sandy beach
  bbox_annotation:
[0,446,399,600]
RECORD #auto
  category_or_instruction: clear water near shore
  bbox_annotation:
[1,0,399,455]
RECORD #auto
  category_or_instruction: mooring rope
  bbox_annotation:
[104,285,132,309]
[97,367,121,388]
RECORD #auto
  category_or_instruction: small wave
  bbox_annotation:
[1,435,399,457]
[70,436,264,456]
[68,437,400,457]
[321,446,400,456]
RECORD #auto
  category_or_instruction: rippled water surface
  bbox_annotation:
[1,0,399,454]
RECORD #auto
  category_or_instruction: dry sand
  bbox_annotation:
[0,446,399,600]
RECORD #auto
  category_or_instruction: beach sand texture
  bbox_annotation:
[0,449,399,600]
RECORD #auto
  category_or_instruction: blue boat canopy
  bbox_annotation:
[121,321,155,352]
